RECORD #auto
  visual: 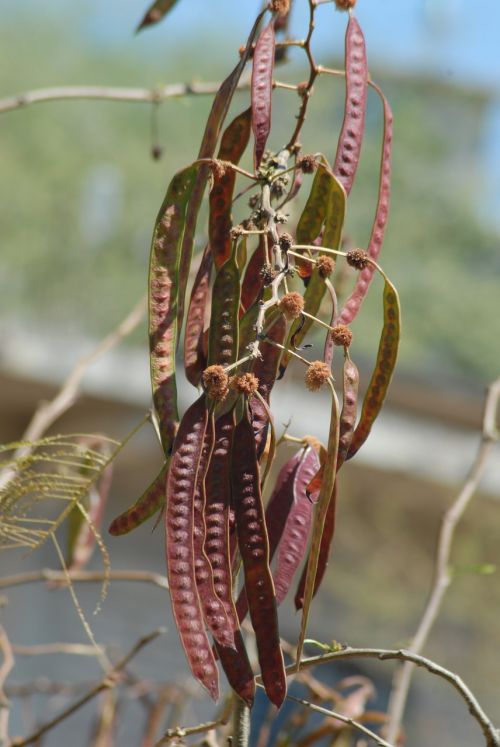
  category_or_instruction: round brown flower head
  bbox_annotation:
[279,232,294,252]
[305,361,331,392]
[230,224,245,239]
[260,263,277,285]
[297,154,317,173]
[330,324,353,348]
[346,248,370,270]
[270,0,290,14]
[202,365,229,402]
[317,255,335,278]
[335,0,356,10]
[231,373,259,396]
[279,291,304,320]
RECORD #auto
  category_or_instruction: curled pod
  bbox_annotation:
[231,406,286,708]
[207,251,240,369]
[240,236,266,314]
[108,462,168,536]
[252,20,276,169]
[333,16,368,196]
[149,164,200,454]
[338,84,393,325]
[165,394,219,701]
[209,108,252,269]
[274,447,320,605]
[184,244,212,388]
[347,279,400,459]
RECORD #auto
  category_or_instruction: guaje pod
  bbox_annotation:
[184,244,212,387]
[208,251,240,368]
[108,462,168,536]
[252,20,275,169]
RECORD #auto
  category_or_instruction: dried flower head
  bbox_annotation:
[260,263,277,285]
[231,373,259,396]
[330,324,353,347]
[279,232,294,252]
[297,154,317,174]
[335,0,356,10]
[202,365,229,402]
[346,248,370,270]
[270,0,290,14]
[305,361,331,392]
[230,224,245,239]
[317,255,335,278]
[279,291,304,320]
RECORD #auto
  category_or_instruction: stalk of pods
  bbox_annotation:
[111,0,400,708]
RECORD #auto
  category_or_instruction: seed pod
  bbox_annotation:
[136,0,179,32]
[252,20,276,169]
[149,164,200,454]
[252,314,286,458]
[296,158,332,246]
[338,357,359,466]
[338,85,393,325]
[296,383,340,662]
[108,462,168,536]
[241,236,266,313]
[165,394,219,701]
[274,447,319,605]
[347,279,400,459]
[208,251,240,369]
[231,406,286,708]
[333,17,368,196]
[184,245,212,388]
[209,108,252,269]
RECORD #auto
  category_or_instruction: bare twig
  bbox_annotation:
[0,568,168,591]
[9,628,165,747]
[385,377,500,744]
[154,720,221,746]
[232,696,251,747]
[12,643,103,658]
[286,647,500,747]
[0,295,147,491]
[0,626,15,747]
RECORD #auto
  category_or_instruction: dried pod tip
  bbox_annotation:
[202,365,229,402]
[346,248,370,271]
[211,159,227,180]
[302,434,323,452]
[278,232,294,252]
[305,361,331,392]
[297,154,317,174]
[151,145,163,161]
[330,324,353,348]
[317,255,335,278]
[335,0,357,10]
[231,373,259,396]
[269,0,290,14]
[279,291,304,320]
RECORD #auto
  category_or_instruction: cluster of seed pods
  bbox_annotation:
[111,0,401,708]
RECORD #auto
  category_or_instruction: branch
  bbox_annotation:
[0,568,168,592]
[288,647,500,747]
[0,626,14,747]
[385,377,500,743]
[9,628,165,747]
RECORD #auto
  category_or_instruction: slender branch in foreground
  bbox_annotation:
[232,696,251,747]
[9,628,165,747]
[0,625,15,747]
[0,295,147,491]
[284,693,394,747]
[283,647,500,747]
[0,568,168,591]
[154,719,222,746]
[385,377,500,744]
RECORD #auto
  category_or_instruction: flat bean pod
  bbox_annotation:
[332,17,368,196]
[347,279,400,459]
[208,252,240,368]
[240,236,266,313]
[108,462,168,536]
[165,394,219,700]
[149,164,200,454]
[231,407,286,708]
[184,245,212,388]
[252,314,286,457]
[338,85,393,325]
[252,20,275,169]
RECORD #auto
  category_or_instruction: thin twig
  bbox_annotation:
[232,696,251,747]
[9,629,165,747]
[0,626,15,747]
[154,719,222,746]
[11,643,103,657]
[0,568,168,591]
[385,377,500,744]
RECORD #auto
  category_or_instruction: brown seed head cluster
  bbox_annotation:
[330,324,353,348]
[297,154,318,174]
[279,232,294,252]
[279,291,304,320]
[231,373,259,396]
[305,361,331,392]
[317,255,335,278]
[335,0,357,10]
[270,0,290,14]
[346,248,370,270]
[230,224,245,239]
[202,365,229,402]
[260,263,277,285]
